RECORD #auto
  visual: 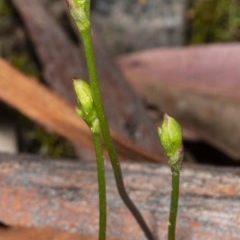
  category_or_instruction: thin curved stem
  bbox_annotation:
[92,132,107,240]
[81,27,155,240]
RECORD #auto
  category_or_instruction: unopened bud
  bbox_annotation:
[158,114,183,172]
[73,79,100,133]
[65,0,90,31]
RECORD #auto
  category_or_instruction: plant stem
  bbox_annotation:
[158,114,182,240]
[92,132,107,240]
[168,170,180,240]
[81,28,155,240]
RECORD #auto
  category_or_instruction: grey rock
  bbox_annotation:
[92,0,189,54]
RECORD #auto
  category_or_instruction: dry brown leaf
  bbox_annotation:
[118,44,240,160]
[0,58,163,162]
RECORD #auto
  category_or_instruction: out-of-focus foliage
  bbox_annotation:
[188,0,240,43]
[0,0,76,158]
[0,0,11,22]
[21,124,77,158]
[7,54,41,78]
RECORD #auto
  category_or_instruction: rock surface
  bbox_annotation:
[0,153,240,239]
[92,0,188,54]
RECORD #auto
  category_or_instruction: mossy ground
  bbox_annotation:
[188,0,240,44]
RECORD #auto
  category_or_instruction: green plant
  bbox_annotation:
[66,1,185,240]
[73,79,106,240]
[189,0,240,43]
[66,1,154,240]
[158,114,183,240]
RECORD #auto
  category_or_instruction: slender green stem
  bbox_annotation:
[168,170,180,240]
[92,132,107,240]
[81,27,155,240]
[158,114,182,240]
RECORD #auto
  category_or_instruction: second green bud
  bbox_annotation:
[73,79,100,134]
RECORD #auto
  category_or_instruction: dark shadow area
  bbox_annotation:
[184,140,240,167]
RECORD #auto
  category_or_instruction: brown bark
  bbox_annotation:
[0,153,239,240]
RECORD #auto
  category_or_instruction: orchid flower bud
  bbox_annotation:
[66,0,90,31]
[158,114,183,172]
[73,79,100,133]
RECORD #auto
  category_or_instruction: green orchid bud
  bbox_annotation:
[158,114,183,172]
[65,0,90,31]
[73,79,100,133]
[74,79,93,113]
